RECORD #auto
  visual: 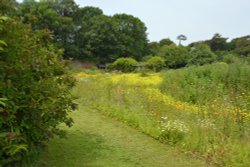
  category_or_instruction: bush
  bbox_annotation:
[188,43,217,66]
[0,18,76,166]
[110,57,138,72]
[145,56,165,71]
[221,53,240,64]
[158,44,190,68]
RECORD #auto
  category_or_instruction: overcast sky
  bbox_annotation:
[17,0,250,44]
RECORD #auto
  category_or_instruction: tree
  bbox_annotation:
[0,0,18,15]
[158,44,190,68]
[230,35,250,56]
[49,0,78,17]
[18,0,78,58]
[74,6,103,23]
[208,33,229,52]
[84,15,121,63]
[147,42,160,55]
[189,43,217,65]
[177,34,187,45]
[73,6,103,60]
[113,14,148,60]
[159,38,174,46]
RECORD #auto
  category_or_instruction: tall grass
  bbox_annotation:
[160,62,250,105]
[74,62,250,166]
[159,62,250,166]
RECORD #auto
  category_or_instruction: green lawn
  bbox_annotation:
[30,106,207,167]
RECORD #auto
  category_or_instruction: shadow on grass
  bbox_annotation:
[34,131,108,167]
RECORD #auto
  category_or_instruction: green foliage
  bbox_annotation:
[208,33,229,52]
[230,35,250,56]
[18,0,78,58]
[147,42,160,55]
[0,40,7,52]
[74,66,250,166]
[159,63,250,166]
[84,15,121,63]
[114,14,148,60]
[158,44,190,68]
[110,57,138,72]
[145,56,165,71]
[188,43,217,66]
[160,62,250,104]
[73,6,103,60]
[17,1,149,62]
[0,0,17,15]
[0,18,75,166]
[159,38,174,47]
[221,53,240,64]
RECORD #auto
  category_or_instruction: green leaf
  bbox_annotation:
[0,40,7,46]
[5,144,28,156]
[0,98,7,106]
[1,16,9,21]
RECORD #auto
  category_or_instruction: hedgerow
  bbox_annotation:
[0,17,76,166]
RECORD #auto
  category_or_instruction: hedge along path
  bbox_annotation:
[33,106,207,167]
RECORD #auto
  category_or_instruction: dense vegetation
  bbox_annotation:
[0,0,249,166]
[0,3,76,166]
[17,0,148,62]
[10,0,250,66]
[75,63,250,166]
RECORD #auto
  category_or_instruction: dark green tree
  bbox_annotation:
[147,42,160,55]
[230,35,250,56]
[159,38,174,46]
[208,33,229,52]
[114,14,148,60]
[18,0,78,58]
[0,0,18,15]
[73,7,103,60]
[84,15,121,63]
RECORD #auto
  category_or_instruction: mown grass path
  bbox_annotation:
[34,107,207,167]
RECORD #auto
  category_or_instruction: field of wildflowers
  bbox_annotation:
[74,63,250,167]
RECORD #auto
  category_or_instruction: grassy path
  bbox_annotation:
[33,106,207,167]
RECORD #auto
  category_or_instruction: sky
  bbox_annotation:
[17,0,250,45]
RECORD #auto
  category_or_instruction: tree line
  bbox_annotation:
[15,0,148,63]
[2,0,250,67]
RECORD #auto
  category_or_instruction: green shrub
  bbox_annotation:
[145,56,165,71]
[0,18,75,166]
[188,43,217,66]
[221,53,240,64]
[158,44,190,68]
[110,57,138,72]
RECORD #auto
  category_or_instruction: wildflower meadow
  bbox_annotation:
[74,62,250,167]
